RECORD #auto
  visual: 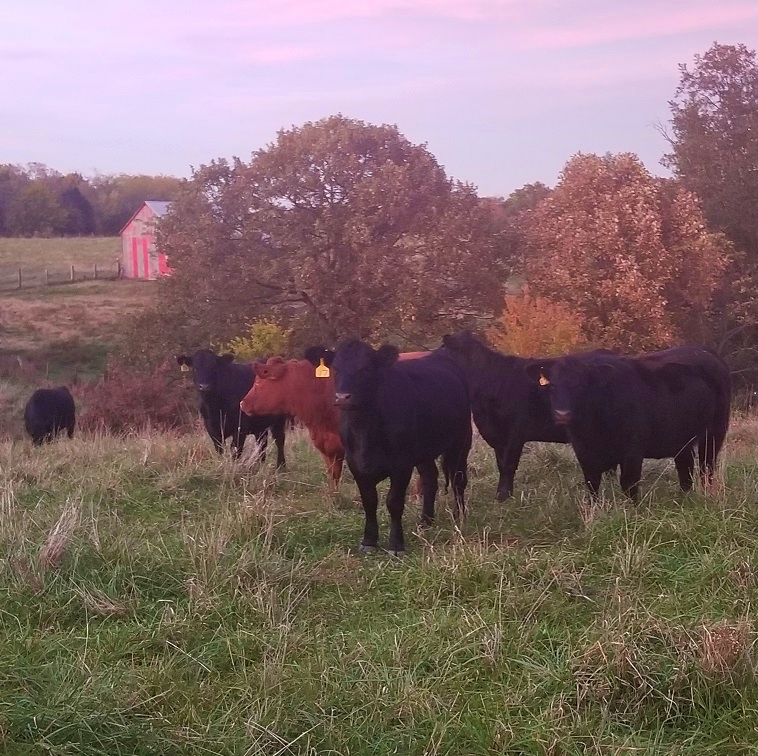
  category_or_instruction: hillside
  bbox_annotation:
[0,237,154,438]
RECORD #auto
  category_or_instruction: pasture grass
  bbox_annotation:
[0,237,120,270]
[1,424,757,754]
[0,278,155,438]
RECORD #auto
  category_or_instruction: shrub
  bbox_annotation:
[73,358,196,435]
[486,285,588,357]
[216,319,292,361]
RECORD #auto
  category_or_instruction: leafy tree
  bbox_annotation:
[522,153,730,351]
[151,115,502,356]
[492,182,552,289]
[5,181,66,236]
[58,177,96,235]
[486,285,587,356]
[0,165,28,235]
[663,43,758,261]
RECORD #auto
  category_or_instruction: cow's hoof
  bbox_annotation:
[495,490,512,502]
[387,548,406,558]
[359,544,378,554]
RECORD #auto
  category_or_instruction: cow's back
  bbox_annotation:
[340,351,470,478]
[633,346,731,458]
[24,387,75,438]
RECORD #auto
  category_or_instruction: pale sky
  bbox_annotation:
[3,0,757,197]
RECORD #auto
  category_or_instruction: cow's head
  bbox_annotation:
[442,331,489,370]
[330,340,398,409]
[526,356,616,425]
[176,349,234,394]
[241,357,290,415]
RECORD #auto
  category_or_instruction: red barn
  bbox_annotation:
[119,200,172,280]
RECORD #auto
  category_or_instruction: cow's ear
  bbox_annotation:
[525,363,551,384]
[375,344,399,368]
[218,353,235,365]
[304,346,335,367]
[253,362,268,379]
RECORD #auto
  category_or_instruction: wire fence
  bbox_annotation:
[0,261,122,292]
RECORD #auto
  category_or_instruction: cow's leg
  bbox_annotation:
[415,460,438,527]
[495,441,524,501]
[619,457,643,502]
[271,418,287,470]
[386,468,413,556]
[353,472,380,553]
[203,415,226,455]
[675,445,696,491]
[320,452,344,492]
[67,422,75,439]
[447,450,469,522]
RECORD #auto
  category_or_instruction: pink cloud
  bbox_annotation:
[516,2,758,50]
[228,0,534,25]
[241,44,332,65]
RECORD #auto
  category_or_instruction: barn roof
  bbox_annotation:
[119,200,172,235]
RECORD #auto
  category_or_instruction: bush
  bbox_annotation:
[216,319,292,361]
[73,358,196,435]
[487,285,588,357]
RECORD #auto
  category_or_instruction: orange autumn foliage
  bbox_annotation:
[487,286,587,357]
[521,152,731,351]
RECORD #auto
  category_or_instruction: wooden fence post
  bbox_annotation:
[94,263,97,279]
[17,268,21,289]
[45,269,49,285]
[70,264,75,281]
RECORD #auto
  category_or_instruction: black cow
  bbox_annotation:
[527,346,731,500]
[24,386,76,446]
[176,349,288,466]
[441,331,593,500]
[318,340,472,556]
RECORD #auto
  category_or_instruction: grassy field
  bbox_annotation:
[0,237,121,270]
[1,237,758,753]
[0,230,152,439]
[0,423,757,755]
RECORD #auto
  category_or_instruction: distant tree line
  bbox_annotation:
[0,164,184,237]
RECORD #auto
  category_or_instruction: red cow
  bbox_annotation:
[240,350,430,492]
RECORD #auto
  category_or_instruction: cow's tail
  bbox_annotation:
[440,460,451,493]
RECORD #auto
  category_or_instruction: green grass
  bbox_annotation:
[1,425,757,755]
[0,237,120,270]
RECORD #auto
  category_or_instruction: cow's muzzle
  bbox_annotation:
[334,392,352,408]
[554,409,573,425]
[240,400,253,417]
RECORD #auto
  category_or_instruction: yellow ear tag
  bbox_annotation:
[180,364,191,372]
[539,374,550,386]
[315,358,330,379]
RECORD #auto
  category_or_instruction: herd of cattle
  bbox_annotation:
[23,332,731,556]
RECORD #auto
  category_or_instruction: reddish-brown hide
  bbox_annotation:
[240,352,430,492]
